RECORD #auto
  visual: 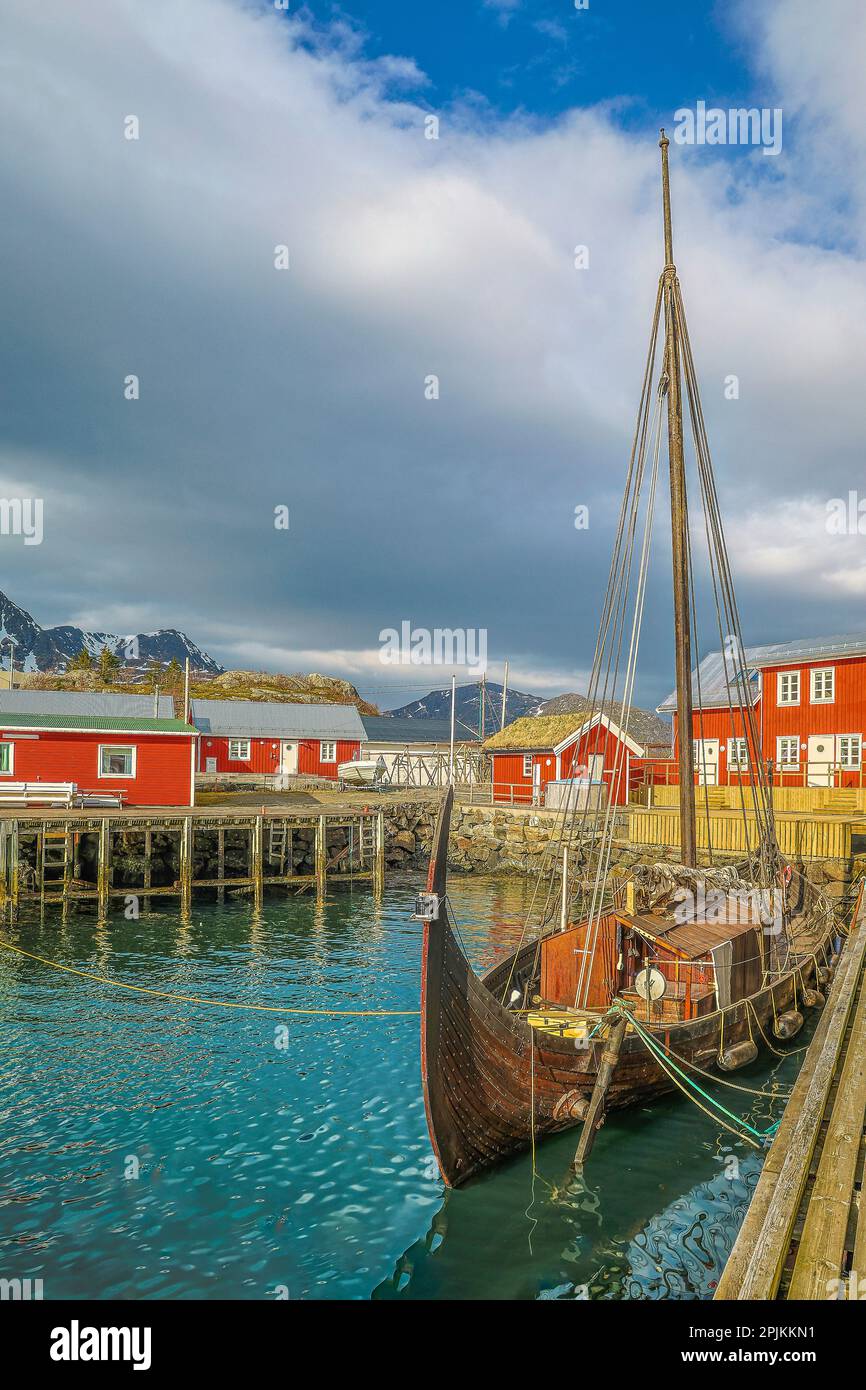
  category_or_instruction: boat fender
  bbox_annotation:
[801,988,825,1009]
[816,966,831,987]
[772,1009,804,1040]
[717,1040,758,1072]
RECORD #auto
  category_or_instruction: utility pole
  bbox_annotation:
[183,657,190,725]
[501,659,509,731]
[659,130,697,867]
[479,672,485,741]
[448,674,456,785]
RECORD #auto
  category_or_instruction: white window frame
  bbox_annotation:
[776,736,800,770]
[228,738,251,761]
[0,741,13,776]
[728,738,749,770]
[776,671,800,706]
[837,734,862,769]
[98,744,137,778]
[522,754,533,778]
[810,667,835,704]
[320,740,337,762]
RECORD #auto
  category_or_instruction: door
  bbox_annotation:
[281,740,299,775]
[694,738,719,786]
[807,735,833,786]
[205,757,217,774]
[532,761,541,805]
[586,753,604,782]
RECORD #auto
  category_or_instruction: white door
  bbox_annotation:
[807,735,833,786]
[694,738,719,786]
[586,754,604,782]
[205,757,217,774]
[281,740,299,775]
[532,762,542,804]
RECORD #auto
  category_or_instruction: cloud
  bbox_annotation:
[0,0,864,708]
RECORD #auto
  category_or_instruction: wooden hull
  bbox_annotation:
[420,789,837,1188]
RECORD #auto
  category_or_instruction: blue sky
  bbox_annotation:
[1,0,864,711]
[293,1,763,132]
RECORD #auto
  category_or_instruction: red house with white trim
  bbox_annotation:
[192,698,365,780]
[0,691,197,806]
[658,632,866,787]
[484,712,649,806]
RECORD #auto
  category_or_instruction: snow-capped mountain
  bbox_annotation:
[386,680,543,729]
[0,590,223,674]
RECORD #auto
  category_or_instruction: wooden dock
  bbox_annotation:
[628,804,866,859]
[0,807,385,916]
[715,888,866,1300]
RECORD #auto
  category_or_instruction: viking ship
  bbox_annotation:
[418,133,840,1189]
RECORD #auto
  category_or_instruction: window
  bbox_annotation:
[522,755,533,778]
[228,738,251,760]
[728,738,749,769]
[838,735,862,769]
[99,745,136,777]
[0,741,13,775]
[776,736,800,770]
[320,740,336,762]
[776,671,800,705]
[810,667,835,703]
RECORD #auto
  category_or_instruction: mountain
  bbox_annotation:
[386,680,544,734]
[536,692,672,750]
[0,590,223,675]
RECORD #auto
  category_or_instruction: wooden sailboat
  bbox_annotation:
[418,134,839,1189]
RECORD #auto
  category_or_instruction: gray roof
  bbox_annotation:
[191,698,366,741]
[657,630,866,712]
[361,715,480,744]
[0,689,175,717]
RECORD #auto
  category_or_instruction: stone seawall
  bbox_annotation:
[382,799,864,903]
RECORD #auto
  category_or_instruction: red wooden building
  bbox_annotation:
[0,691,197,806]
[192,698,365,780]
[484,712,648,806]
[657,632,866,787]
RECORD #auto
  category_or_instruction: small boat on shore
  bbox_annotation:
[339,756,385,786]
[418,132,839,1189]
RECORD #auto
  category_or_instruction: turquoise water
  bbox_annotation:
[0,875,809,1300]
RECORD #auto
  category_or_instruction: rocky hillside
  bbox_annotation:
[387,680,542,728]
[536,692,672,749]
[190,670,378,715]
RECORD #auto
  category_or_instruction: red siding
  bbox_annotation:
[672,706,759,785]
[0,730,195,806]
[492,724,635,805]
[198,736,280,775]
[761,655,866,786]
[298,739,360,778]
[198,735,361,780]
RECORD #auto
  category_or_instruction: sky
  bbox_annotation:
[1,0,865,711]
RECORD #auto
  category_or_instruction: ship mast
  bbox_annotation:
[659,130,697,866]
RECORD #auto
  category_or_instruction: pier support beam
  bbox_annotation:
[374,811,385,898]
[316,815,327,896]
[97,819,110,918]
[252,816,263,911]
[179,818,192,920]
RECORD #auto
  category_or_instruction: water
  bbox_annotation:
[0,875,811,1300]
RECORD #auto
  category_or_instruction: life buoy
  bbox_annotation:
[782,863,793,886]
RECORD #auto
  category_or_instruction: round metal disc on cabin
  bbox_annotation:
[634,967,666,1001]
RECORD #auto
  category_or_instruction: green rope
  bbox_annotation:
[609,1002,780,1143]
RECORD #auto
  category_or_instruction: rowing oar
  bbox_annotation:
[571,1007,629,1169]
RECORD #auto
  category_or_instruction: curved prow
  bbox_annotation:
[426,785,453,897]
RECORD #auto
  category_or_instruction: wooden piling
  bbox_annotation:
[316,815,327,895]
[374,811,385,897]
[252,816,263,910]
[97,819,110,917]
[217,828,225,903]
[179,818,192,919]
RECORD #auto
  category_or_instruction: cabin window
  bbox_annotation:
[0,742,13,775]
[776,671,800,705]
[728,738,749,769]
[776,736,799,770]
[228,738,251,760]
[320,741,336,762]
[99,745,136,777]
[838,735,862,769]
[522,755,533,778]
[810,667,835,703]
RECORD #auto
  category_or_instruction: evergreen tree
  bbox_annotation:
[98,645,121,683]
[69,646,94,671]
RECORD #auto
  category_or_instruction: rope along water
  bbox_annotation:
[0,937,420,1017]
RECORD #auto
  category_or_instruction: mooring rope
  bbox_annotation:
[0,937,420,1016]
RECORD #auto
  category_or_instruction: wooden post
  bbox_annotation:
[0,822,7,911]
[374,811,385,897]
[252,816,263,911]
[572,1012,628,1168]
[97,819,110,918]
[179,817,192,919]
[448,675,456,785]
[560,845,568,931]
[9,823,18,915]
[217,828,225,903]
[316,814,327,895]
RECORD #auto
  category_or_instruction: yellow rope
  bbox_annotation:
[0,937,419,1016]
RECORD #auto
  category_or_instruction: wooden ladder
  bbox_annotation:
[268,820,290,874]
[41,827,73,902]
[359,817,376,867]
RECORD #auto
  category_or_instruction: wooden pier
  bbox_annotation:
[0,807,385,916]
[715,888,866,1300]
